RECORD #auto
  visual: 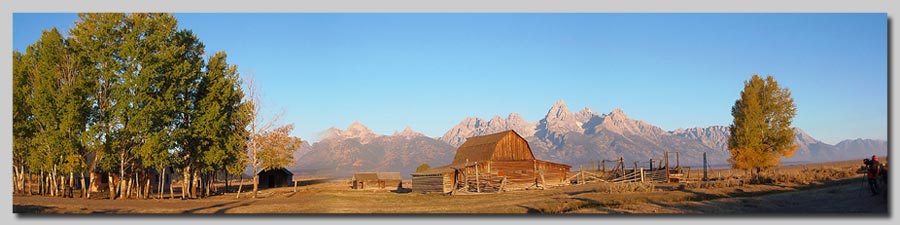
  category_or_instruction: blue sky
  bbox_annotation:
[13,13,887,144]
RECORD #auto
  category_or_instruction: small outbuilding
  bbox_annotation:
[412,130,571,194]
[352,172,403,190]
[257,168,293,188]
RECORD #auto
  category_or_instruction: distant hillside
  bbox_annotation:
[291,123,454,178]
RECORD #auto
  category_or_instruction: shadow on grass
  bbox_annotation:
[391,188,413,194]
[13,205,54,214]
[213,201,254,214]
[181,201,237,214]
[515,204,542,214]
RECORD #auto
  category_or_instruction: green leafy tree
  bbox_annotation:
[16,13,253,201]
[26,28,88,197]
[12,50,35,194]
[195,52,251,197]
[69,13,128,199]
[728,74,798,176]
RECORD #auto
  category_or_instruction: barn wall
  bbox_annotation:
[355,179,402,190]
[380,179,402,190]
[535,160,571,185]
[488,160,538,187]
[488,160,570,186]
[491,133,535,161]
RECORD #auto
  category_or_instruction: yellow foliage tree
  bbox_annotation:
[728,74,798,176]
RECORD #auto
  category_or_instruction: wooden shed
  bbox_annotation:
[410,167,456,193]
[257,168,293,188]
[411,130,571,194]
[351,172,403,190]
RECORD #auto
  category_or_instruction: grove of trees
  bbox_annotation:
[727,74,798,176]
[12,13,299,200]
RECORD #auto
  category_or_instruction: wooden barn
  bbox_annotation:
[257,168,293,188]
[411,130,571,194]
[351,172,403,190]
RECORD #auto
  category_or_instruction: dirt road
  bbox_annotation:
[577,181,889,214]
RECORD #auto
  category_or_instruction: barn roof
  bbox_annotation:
[354,172,379,180]
[257,168,293,176]
[376,172,402,180]
[353,172,402,180]
[451,130,533,164]
[410,162,478,176]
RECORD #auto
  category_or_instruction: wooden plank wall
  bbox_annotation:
[491,134,535,161]
[488,160,570,186]
[412,174,445,193]
[442,172,454,193]
[535,160,571,185]
[489,161,538,188]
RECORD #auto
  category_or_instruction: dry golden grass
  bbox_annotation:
[13,159,884,214]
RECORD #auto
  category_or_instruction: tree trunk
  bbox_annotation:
[168,169,174,200]
[13,166,20,194]
[144,178,150,199]
[135,174,140,198]
[118,162,126,200]
[158,167,165,199]
[69,172,74,198]
[63,174,69,198]
[108,173,115,199]
[49,174,54,196]
[212,171,217,195]
[205,171,211,197]
[39,170,43,196]
[182,166,189,199]
[236,174,243,198]
[52,166,58,197]
[27,172,32,196]
[17,166,23,194]
[193,170,200,198]
[81,173,87,198]
[181,173,186,199]
[88,172,95,198]
[252,174,259,198]
[123,174,130,199]
[198,173,205,198]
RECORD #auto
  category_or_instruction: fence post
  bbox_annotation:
[475,162,480,193]
[703,152,708,181]
[580,165,585,184]
[640,168,644,183]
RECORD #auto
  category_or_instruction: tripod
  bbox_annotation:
[858,177,867,197]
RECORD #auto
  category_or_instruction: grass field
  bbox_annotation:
[12,159,888,214]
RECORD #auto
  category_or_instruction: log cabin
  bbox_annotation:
[257,168,293,188]
[351,172,403,190]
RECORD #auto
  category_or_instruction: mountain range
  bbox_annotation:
[290,100,887,177]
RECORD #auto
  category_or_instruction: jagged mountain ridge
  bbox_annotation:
[293,100,886,177]
[438,100,886,166]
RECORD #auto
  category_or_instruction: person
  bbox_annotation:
[865,155,883,196]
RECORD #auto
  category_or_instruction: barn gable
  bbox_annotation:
[451,130,535,165]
